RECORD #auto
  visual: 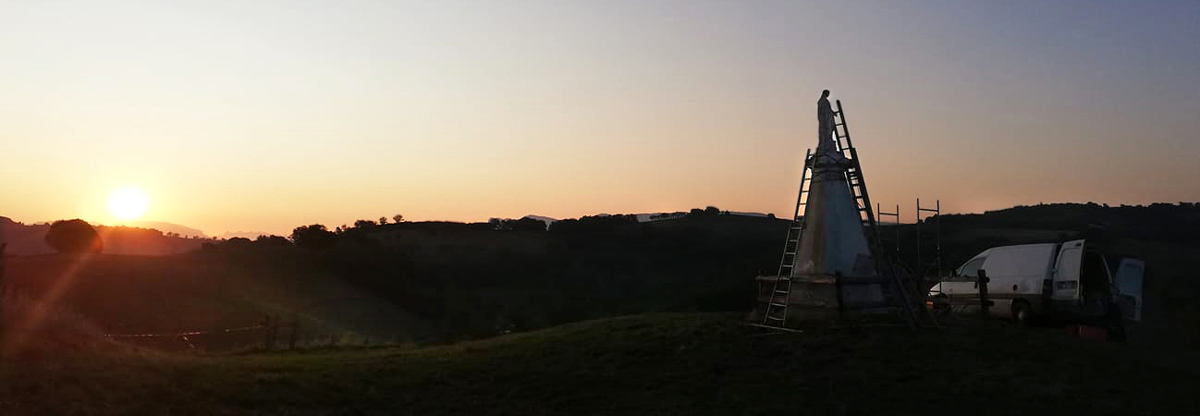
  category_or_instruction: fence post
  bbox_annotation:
[978,270,991,320]
[288,312,298,350]
[271,315,280,349]
[834,271,845,319]
[263,314,278,350]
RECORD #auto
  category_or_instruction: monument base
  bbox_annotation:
[750,274,893,328]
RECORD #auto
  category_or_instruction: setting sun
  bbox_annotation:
[108,187,151,221]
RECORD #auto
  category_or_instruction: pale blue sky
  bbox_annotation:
[1,0,1197,234]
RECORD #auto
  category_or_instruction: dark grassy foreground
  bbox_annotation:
[3,313,1200,415]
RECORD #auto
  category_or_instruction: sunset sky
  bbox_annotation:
[2,0,1198,236]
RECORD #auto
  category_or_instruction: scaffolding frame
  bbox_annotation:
[876,203,901,256]
[915,198,942,279]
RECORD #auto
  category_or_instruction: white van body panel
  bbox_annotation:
[978,243,1058,317]
[978,245,1056,282]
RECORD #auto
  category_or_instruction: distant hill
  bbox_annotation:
[522,215,557,227]
[218,231,277,240]
[0,216,215,256]
[638,210,772,222]
[126,221,207,238]
[1,217,52,255]
[325,212,786,339]
[867,202,1200,273]
[938,202,1200,246]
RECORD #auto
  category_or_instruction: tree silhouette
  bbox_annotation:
[255,235,292,246]
[44,219,103,253]
[223,237,253,248]
[379,216,388,226]
[549,214,637,235]
[393,214,405,224]
[511,218,547,231]
[290,224,337,249]
[492,217,547,231]
[353,219,377,230]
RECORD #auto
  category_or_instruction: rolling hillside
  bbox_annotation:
[2,249,434,351]
[2,313,1199,415]
[4,203,1198,350]
[0,216,215,256]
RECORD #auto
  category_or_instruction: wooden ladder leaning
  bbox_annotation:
[832,101,939,330]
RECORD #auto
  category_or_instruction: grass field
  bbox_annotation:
[2,251,433,351]
[3,313,1199,415]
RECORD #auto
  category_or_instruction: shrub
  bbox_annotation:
[44,219,102,254]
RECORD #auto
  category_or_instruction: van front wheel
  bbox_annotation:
[932,295,951,317]
[1012,301,1032,327]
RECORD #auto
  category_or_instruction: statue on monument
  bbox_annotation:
[817,89,836,153]
[815,89,848,165]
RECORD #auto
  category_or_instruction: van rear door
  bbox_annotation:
[1051,240,1085,301]
[1114,258,1145,322]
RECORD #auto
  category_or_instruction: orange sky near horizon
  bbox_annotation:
[2,1,1198,237]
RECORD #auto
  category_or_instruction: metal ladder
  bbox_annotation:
[832,101,939,329]
[763,149,813,326]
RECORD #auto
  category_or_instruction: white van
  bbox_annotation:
[929,239,1144,326]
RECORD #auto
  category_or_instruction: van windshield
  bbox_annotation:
[958,257,986,279]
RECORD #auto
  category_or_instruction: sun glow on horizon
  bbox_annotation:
[108,187,151,221]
